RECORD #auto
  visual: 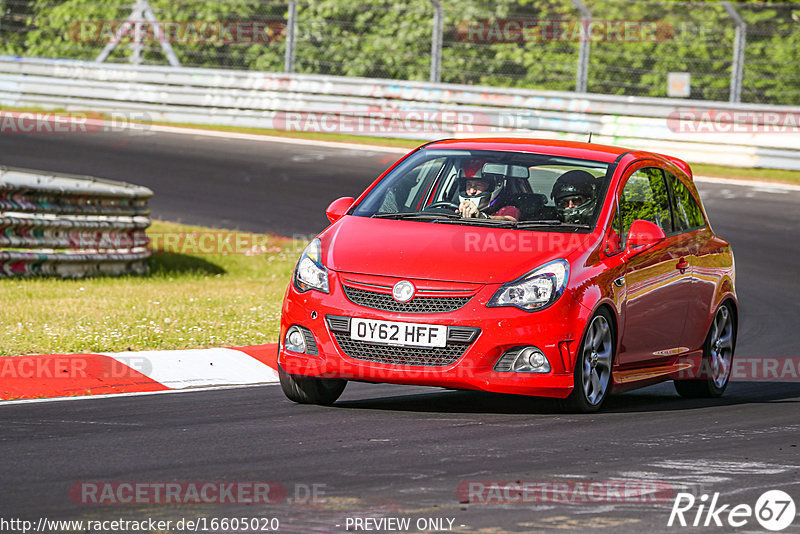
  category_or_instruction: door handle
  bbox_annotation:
[676,259,689,272]
[614,276,626,287]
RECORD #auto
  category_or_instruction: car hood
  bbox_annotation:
[321,216,594,284]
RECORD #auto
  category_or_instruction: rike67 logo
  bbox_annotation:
[668,490,796,531]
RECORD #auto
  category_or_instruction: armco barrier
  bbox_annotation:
[0,167,152,277]
[0,56,799,170]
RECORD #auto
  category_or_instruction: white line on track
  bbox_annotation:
[148,124,408,153]
[0,382,279,407]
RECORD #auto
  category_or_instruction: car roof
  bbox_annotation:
[423,138,631,163]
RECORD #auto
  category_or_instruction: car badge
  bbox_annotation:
[392,281,415,303]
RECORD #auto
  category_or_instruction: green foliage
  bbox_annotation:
[0,0,797,104]
[3,0,286,68]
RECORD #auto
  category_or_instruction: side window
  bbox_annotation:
[375,157,446,213]
[619,167,672,241]
[605,204,624,255]
[667,172,706,231]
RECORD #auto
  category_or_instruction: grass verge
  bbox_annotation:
[0,220,301,357]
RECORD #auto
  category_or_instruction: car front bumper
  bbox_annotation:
[279,271,591,399]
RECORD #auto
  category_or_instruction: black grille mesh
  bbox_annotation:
[332,332,469,367]
[342,285,471,313]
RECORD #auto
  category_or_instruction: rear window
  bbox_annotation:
[667,172,706,232]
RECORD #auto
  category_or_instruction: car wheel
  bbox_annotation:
[560,308,615,413]
[674,302,736,398]
[278,364,347,405]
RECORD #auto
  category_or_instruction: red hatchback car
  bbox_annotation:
[278,139,737,412]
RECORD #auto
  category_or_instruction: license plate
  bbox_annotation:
[350,318,447,348]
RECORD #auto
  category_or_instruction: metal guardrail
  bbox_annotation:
[0,166,152,277]
[0,56,798,170]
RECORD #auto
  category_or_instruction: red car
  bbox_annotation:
[278,139,737,412]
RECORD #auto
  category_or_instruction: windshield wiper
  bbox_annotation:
[514,220,592,229]
[372,212,518,227]
[372,212,462,220]
[433,218,517,228]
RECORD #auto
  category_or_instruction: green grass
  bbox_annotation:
[152,120,424,149]
[0,220,303,357]
[689,163,800,184]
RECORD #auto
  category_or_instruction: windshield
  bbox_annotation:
[352,149,612,230]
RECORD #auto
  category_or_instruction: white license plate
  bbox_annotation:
[350,318,447,348]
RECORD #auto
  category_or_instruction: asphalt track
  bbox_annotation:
[1,128,800,533]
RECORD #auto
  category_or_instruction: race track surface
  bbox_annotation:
[1,129,799,533]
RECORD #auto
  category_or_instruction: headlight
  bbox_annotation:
[488,259,569,311]
[293,238,329,293]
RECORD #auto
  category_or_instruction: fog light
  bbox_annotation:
[285,326,307,353]
[513,347,550,373]
[494,346,551,373]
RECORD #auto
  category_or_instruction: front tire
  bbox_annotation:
[278,364,347,405]
[674,302,736,398]
[560,308,615,413]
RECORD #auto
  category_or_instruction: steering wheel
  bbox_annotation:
[424,201,460,211]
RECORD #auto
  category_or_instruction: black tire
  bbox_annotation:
[278,364,347,405]
[559,308,616,413]
[674,302,736,398]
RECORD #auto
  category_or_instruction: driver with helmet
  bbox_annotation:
[550,169,598,225]
[456,159,521,221]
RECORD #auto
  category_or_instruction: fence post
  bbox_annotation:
[570,0,591,93]
[285,0,298,73]
[96,0,179,67]
[722,2,746,103]
[430,0,443,83]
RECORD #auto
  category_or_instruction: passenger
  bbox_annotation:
[551,170,598,224]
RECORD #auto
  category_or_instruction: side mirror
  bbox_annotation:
[626,219,666,253]
[326,196,355,223]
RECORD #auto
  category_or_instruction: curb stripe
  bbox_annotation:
[0,353,168,400]
[0,344,279,401]
[101,347,279,389]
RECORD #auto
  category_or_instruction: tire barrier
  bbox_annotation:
[0,166,153,277]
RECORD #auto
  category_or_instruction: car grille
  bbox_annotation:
[326,316,479,367]
[342,285,471,313]
[331,332,469,367]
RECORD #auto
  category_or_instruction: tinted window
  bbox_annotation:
[619,167,672,240]
[667,172,705,231]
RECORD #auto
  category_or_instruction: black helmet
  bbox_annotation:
[551,170,597,224]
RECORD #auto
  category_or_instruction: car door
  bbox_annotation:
[617,164,693,367]
[665,170,715,351]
